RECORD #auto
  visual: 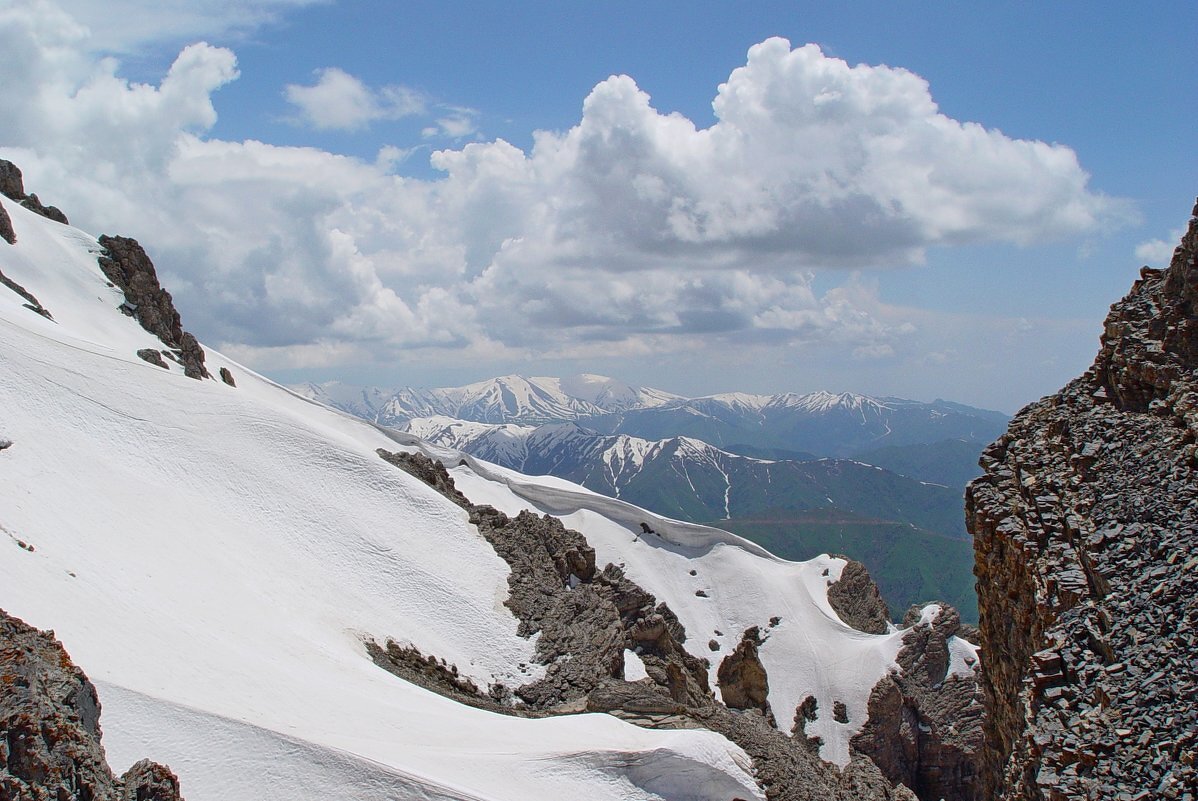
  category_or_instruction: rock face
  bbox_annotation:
[852,604,984,801]
[0,608,184,801]
[0,160,69,225]
[828,559,892,634]
[97,235,209,380]
[717,627,773,719]
[968,201,1198,800]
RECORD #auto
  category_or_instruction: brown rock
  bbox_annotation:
[97,235,208,380]
[828,559,891,634]
[717,626,772,719]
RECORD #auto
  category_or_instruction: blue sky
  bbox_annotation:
[2,1,1194,410]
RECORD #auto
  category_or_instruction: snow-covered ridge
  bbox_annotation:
[0,197,917,798]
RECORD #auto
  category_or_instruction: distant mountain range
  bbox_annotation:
[294,374,1009,619]
[297,373,1008,460]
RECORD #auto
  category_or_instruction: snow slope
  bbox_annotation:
[0,198,914,797]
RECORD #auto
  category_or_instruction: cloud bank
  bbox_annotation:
[0,2,1120,375]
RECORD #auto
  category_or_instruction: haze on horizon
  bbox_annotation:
[1,0,1193,413]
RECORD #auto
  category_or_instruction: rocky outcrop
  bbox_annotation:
[828,559,892,634]
[0,198,14,245]
[376,449,924,801]
[968,201,1198,800]
[218,367,236,387]
[852,604,984,801]
[0,264,52,320]
[0,160,68,225]
[0,609,184,801]
[717,626,773,719]
[97,235,209,380]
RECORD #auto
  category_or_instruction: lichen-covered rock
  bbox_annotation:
[96,235,208,380]
[968,200,1198,800]
[0,609,184,801]
[827,559,891,634]
[118,760,183,801]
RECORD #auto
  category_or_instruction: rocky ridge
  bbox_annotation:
[0,608,184,801]
[0,161,68,226]
[375,449,984,801]
[97,235,209,381]
[851,604,984,801]
[968,201,1198,800]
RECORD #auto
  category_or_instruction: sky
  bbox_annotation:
[0,1,1194,412]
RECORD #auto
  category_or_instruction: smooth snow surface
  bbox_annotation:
[0,202,906,796]
[0,202,762,801]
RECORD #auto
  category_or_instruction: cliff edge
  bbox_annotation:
[968,201,1198,799]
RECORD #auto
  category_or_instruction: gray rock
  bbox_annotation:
[968,198,1198,799]
[0,609,185,801]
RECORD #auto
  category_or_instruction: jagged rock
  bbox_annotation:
[968,200,1198,800]
[0,265,52,319]
[218,367,236,387]
[136,349,169,369]
[828,559,891,634]
[0,160,68,225]
[0,161,23,200]
[717,626,772,720]
[852,603,983,801]
[376,450,922,801]
[376,448,470,508]
[96,235,208,380]
[0,198,14,245]
[0,609,184,801]
[118,760,183,801]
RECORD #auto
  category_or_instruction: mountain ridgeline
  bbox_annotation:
[300,377,1007,619]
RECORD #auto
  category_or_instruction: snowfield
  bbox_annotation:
[0,199,920,799]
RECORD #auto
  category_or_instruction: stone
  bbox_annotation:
[827,560,891,634]
[97,235,209,380]
[0,198,14,245]
[716,627,772,719]
[0,608,185,801]
[219,367,236,387]
[968,198,1198,800]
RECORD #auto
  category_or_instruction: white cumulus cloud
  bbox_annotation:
[285,68,426,131]
[0,7,1123,378]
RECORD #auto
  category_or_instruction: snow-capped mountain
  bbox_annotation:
[0,170,978,800]
[306,373,683,427]
[297,380,1007,458]
[403,416,965,536]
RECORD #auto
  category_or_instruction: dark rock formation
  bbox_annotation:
[376,449,923,801]
[717,626,772,719]
[968,201,1198,800]
[96,235,209,380]
[828,559,892,634]
[852,603,984,801]
[0,265,52,320]
[136,349,169,370]
[0,198,14,245]
[0,608,184,801]
[119,760,184,801]
[0,160,68,225]
[218,367,235,387]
